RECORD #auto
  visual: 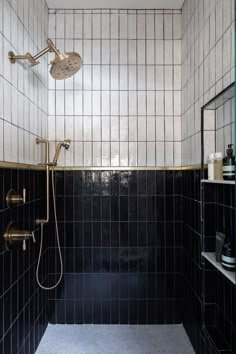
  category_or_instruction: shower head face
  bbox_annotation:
[50,52,82,80]
[62,139,71,150]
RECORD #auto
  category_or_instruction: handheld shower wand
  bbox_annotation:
[36,139,71,290]
[52,139,71,166]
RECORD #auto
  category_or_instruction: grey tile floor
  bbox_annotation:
[36,324,195,354]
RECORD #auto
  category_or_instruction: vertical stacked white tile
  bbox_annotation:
[181,0,235,165]
[48,9,182,167]
[0,0,48,164]
[216,97,235,154]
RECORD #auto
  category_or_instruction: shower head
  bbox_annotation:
[61,139,71,150]
[8,39,83,80]
[52,140,71,166]
[50,52,82,80]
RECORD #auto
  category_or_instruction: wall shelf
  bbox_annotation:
[202,252,235,285]
[201,179,235,185]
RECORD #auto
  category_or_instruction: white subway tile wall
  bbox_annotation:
[0,0,48,164]
[215,98,235,155]
[48,9,182,167]
[182,0,235,165]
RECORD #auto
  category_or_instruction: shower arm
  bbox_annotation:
[8,39,60,66]
[36,138,50,224]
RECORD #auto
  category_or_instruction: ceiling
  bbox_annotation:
[46,0,184,10]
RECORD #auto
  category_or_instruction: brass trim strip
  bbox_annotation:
[0,162,44,170]
[53,164,205,171]
[0,161,205,171]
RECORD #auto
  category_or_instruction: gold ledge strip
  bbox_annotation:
[0,161,205,171]
[54,164,205,171]
[0,161,44,170]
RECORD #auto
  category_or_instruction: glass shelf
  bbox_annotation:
[201,179,235,185]
[202,252,235,285]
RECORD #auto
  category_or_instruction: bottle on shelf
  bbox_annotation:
[214,152,223,180]
[221,238,236,272]
[223,144,235,181]
[208,153,215,180]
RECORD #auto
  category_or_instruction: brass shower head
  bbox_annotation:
[50,52,82,80]
[8,39,82,80]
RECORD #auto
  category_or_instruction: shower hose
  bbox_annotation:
[36,168,63,290]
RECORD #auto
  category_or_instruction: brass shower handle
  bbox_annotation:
[4,222,35,251]
[6,189,26,207]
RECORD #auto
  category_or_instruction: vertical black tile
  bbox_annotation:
[137,171,146,195]
[120,172,129,196]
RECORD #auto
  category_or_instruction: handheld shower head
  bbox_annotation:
[62,139,71,150]
[52,140,71,166]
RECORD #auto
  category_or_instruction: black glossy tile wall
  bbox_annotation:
[182,169,235,354]
[203,261,235,354]
[48,170,184,325]
[203,183,235,252]
[0,168,49,354]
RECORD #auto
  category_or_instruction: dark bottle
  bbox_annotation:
[223,144,235,181]
[221,241,236,272]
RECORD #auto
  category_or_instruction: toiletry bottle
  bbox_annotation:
[223,144,235,181]
[221,239,236,272]
[208,153,215,180]
[214,152,223,180]
[215,232,226,263]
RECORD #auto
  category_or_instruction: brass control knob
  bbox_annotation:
[4,221,35,251]
[6,189,26,207]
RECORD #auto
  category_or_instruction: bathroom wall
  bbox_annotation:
[0,167,49,354]
[48,9,182,167]
[0,0,48,164]
[181,1,235,353]
[0,1,49,353]
[202,181,235,353]
[182,168,203,352]
[182,0,235,166]
[215,97,235,154]
[182,170,235,354]
[47,169,184,325]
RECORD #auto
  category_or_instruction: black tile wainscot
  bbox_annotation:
[0,167,49,354]
[182,169,235,354]
[47,170,184,325]
[202,181,235,354]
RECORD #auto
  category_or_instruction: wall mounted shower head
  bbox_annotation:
[50,52,82,80]
[52,140,71,166]
[8,39,83,80]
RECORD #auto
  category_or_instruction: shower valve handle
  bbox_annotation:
[22,240,26,251]
[32,232,36,243]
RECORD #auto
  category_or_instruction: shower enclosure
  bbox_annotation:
[0,0,235,354]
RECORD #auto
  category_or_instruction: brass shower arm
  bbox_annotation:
[8,38,60,66]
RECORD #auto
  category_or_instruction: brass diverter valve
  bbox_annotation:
[6,189,26,207]
[4,221,36,251]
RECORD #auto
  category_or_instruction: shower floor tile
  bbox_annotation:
[35,324,195,354]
